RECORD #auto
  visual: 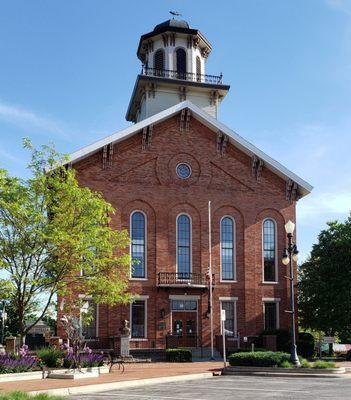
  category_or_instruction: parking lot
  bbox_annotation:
[70,375,351,399]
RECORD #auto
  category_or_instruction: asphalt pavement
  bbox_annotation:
[69,374,351,399]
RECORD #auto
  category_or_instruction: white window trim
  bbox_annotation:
[176,162,192,180]
[130,296,148,341]
[262,218,278,284]
[169,295,200,300]
[176,213,193,275]
[78,295,99,339]
[220,299,237,335]
[262,298,280,330]
[130,210,148,281]
[220,215,237,283]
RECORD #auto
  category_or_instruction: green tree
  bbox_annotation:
[0,140,132,343]
[298,215,351,339]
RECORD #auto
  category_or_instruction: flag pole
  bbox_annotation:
[208,200,214,360]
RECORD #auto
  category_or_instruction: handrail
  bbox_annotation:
[141,66,223,85]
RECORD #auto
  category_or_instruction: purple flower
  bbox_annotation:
[0,353,38,373]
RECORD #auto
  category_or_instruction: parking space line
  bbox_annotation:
[82,394,207,400]
[152,383,310,394]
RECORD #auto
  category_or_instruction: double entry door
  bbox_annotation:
[172,311,197,347]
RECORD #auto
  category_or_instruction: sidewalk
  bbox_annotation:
[0,362,223,395]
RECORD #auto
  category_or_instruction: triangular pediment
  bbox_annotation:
[68,101,312,197]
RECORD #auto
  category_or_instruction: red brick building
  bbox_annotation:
[60,18,312,352]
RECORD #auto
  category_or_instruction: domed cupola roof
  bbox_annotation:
[137,18,212,62]
[153,18,190,31]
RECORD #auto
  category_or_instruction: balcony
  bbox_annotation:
[141,66,223,85]
[157,272,214,289]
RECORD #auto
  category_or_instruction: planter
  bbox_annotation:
[0,365,109,382]
[47,370,99,379]
[0,370,44,382]
[47,365,109,379]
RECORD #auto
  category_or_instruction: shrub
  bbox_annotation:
[0,392,63,400]
[297,333,315,359]
[228,348,266,354]
[228,351,291,367]
[166,348,192,362]
[299,357,312,368]
[346,350,351,361]
[313,360,336,369]
[36,347,64,368]
[279,360,293,368]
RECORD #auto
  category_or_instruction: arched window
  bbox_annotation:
[177,214,191,277]
[154,49,164,75]
[263,219,277,282]
[131,211,146,278]
[196,56,201,81]
[221,217,235,281]
[176,48,187,79]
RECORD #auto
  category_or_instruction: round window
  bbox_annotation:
[176,163,192,180]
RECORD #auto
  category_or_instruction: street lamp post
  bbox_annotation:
[282,220,300,367]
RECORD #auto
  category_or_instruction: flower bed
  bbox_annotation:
[0,346,40,374]
[37,345,105,369]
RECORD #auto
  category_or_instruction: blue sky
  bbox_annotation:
[0,0,350,260]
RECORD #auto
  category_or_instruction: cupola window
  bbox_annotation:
[154,49,165,75]
[196,56,201,81]
[176,48,187,79]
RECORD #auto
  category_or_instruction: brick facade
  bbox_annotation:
[58,113,297,350]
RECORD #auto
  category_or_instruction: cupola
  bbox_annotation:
[126,15,230,123]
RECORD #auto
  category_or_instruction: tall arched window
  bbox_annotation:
[131,211,146,278]
[176,48,187,79]
[196,56,201,81]
[154,49,164,74]
[177,214,191,277]
[221,217,235,281]
[263,219,277,282]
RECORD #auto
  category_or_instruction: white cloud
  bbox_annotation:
[298,191,351,222]
[0,100,71,140]
[326,0,351,15]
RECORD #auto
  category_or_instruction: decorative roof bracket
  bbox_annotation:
[217,131,228,156]
[286,179,300,203]
[142,124,153,150]
[252,155,264,180]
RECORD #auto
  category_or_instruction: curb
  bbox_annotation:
[29,372,215,396]
[223,367,348,379]
[224,371,349,378]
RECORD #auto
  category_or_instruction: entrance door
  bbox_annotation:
[172,312,197,347]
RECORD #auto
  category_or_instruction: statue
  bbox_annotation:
[119,320,131,357]
[120,320,131,337]
[60,315,83,370]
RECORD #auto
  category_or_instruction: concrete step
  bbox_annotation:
[190,347,221,359]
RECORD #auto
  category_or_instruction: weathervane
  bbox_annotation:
[169,10,182,18]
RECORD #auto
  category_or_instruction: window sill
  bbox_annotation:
[262,281,279,285]
[129,278,148,281]
[130,338,148,341]
[219,280,238,283]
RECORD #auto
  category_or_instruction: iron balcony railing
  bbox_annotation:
[157,272,215,288]
[141,66,223,85]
